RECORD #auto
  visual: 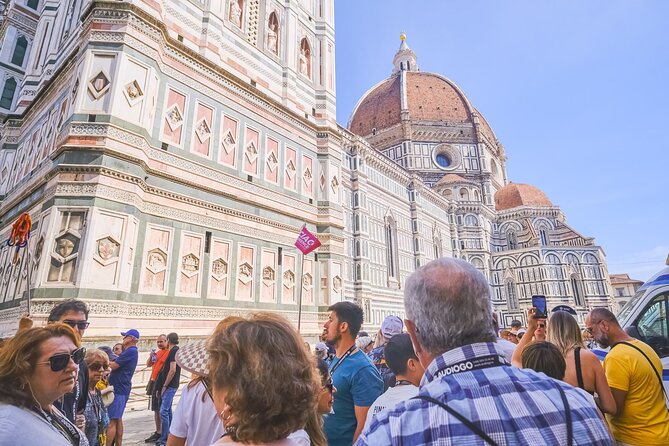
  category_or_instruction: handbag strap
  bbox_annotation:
[556,383,573,446]
[574,347,585,390]
[412,395,499,446]
[613,341,669,407]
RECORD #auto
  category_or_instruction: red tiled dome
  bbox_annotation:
[348,72,473,137]
[494,183,553,211]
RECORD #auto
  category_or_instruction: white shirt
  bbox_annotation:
[363,383,419,430]
[495,338,517,363]
[0,403,87,446]
[170,380,225,446]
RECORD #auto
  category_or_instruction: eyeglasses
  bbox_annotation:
[323,378,334,393]
[62,320,90,330]
[537,323,546,329]
[38,347,86,372]
[88,362,109,371]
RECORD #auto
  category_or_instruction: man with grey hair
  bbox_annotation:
[357,258,613,445]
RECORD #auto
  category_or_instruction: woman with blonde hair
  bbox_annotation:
[207,313,321,445]
[0,324,87,445]
[83,349,110,446]
[547,310,616,415]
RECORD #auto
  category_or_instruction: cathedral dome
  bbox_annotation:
[348,71,473,138]
[494,183,553,211]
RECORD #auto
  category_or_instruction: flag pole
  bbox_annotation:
[297,250,305,333]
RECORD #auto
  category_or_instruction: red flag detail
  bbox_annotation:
[295,225,321,255]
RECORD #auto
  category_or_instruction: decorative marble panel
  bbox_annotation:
[192,102,214,157]
[178,232,203,296]
[260,249,276,302]
[302,155,313,197]
[162,88,187,146]
[236,245,255,301]
[284,147,297,191]
[242,126,260,176]
[139,225,172,294]
[264,136,279,184]
[47,210,87,283]
[302,258,313,304]
[282,253,296,303]
[219,114,238,167]
[208,238,231,299]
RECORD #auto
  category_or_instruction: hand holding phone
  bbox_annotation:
[531,295,548,319]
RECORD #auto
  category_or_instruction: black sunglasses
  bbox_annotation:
[38,347,86,372]
[63,320,90,330]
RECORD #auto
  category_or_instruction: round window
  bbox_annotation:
[436,154,451,168]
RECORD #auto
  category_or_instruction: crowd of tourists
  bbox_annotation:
[0,257,668,445]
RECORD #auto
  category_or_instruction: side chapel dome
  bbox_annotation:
[494,183,553,211]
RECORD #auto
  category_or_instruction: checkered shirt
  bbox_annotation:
[356,342,614,445]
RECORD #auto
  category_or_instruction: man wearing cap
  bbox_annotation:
[154,332,181,446]
[107,328,140,446]
[368,315,404,391]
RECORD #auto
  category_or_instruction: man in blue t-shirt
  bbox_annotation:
[108,328,140,446]
[323,302,383,446]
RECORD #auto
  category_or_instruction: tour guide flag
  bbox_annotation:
[295,225,321,255]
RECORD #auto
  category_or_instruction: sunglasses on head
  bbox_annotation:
[62,320,90,330]
[38,347,86,372]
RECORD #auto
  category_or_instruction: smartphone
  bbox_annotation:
[531,295,548,319]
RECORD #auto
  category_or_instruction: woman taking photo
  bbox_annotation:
[0,324,88,446]
[207,313,320,445]
[83,349,110,446]
[547,310,617,415]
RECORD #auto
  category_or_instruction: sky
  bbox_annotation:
[334,0,669,281]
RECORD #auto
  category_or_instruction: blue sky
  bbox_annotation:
[334,1,668,281]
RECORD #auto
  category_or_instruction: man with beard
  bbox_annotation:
[323,302,383,446]
[586,308,669,445]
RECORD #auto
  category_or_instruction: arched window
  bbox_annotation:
[474,189,481,201]
[491,159,499,177]
[506,281,519,310]
[433,237,442,259]
[571,275,584,306]
[464,215,479,227]
[507,231,518,250]
[459,188,469,200]
[299,38,311,78]
[11,36,28,67]
[385,217,399,281]
[539,229,549,246]
[0,78,17,110]
[266,12,279,54]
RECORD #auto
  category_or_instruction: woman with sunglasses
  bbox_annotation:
[0,324,88,445]
[83,349,110,446]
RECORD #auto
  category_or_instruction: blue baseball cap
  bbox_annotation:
[121,328,140,339]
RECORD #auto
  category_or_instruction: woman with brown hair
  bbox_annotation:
[0,324,88,446]
[166,317,243,446]
[207,313,321,445]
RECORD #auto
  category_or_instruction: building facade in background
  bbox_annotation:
[609,273,644,311]
[0,1,613,338]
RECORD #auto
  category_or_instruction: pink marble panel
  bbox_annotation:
[179,234,202,295]
[282,253,296,302]
[142,227,171,293]
[237,245,255,300]
[192,102,213,157]
[209,239,230,299]
[264,136,279,184]
[162,88,186,146]
[302,155,313,196]
[242,127,259,175]
[284,147,297,191]
[302,258,313,304]
[260,250,276,302]
[219,115,238,167]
